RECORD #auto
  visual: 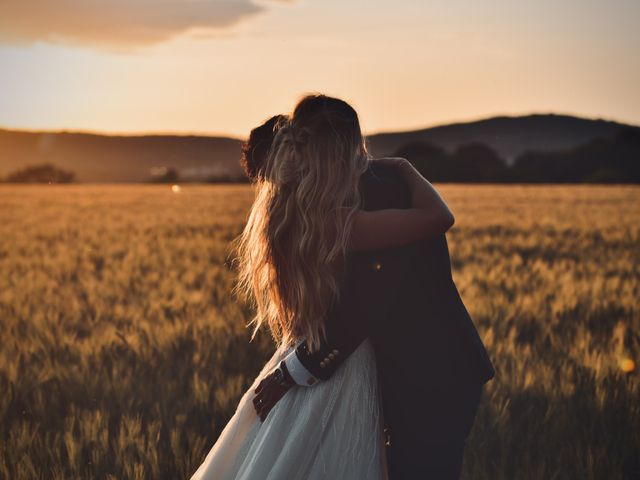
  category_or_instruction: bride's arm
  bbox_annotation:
[349,158,454,252]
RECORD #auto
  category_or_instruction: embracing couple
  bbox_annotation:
[189,94,495,479]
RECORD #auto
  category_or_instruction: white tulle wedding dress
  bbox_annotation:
[189,338,387,480]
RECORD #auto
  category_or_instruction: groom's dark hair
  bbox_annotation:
[240,114,288,182]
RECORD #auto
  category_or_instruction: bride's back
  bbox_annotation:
[232,94,372,354]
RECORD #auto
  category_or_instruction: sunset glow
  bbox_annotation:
[1,0,639,137]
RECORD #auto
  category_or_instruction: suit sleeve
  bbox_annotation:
[291,166,413,382]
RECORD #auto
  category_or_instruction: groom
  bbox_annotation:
[244,120,495,479]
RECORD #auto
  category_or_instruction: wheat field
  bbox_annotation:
[0,184,638,479]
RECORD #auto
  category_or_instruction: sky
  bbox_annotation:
[1,0,639,138]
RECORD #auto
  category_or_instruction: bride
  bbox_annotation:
[189,94,454,479]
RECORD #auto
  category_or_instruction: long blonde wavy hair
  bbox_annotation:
[231,94,371,352]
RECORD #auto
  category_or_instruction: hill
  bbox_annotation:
[0,130,244,183]
[366,114,631,165]
[0,114,636,182]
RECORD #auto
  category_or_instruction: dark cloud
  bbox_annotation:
[0,0,280,49]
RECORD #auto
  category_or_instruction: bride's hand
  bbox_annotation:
[252,367,294,421]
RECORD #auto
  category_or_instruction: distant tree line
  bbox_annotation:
[149,166,180,183]
[394,128,640,183]
[0,163,76,183]
[3,128,638,184]
[148,166,247,183]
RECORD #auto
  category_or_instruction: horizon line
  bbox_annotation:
[0,110,636,140]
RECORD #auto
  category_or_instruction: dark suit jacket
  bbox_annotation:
[294,162,495,444]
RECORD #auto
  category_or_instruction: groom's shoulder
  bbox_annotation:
[360,163,410,210]
[361,162,403,185]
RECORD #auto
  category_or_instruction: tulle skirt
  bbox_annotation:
[189,338,387,480]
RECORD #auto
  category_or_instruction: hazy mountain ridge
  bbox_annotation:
[0,113,637,182]
[0,130,244,183]
[366,113,632,165]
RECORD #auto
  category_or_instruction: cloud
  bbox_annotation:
[0,0,281,49]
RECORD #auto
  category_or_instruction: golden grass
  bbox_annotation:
[0,184,638,479]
